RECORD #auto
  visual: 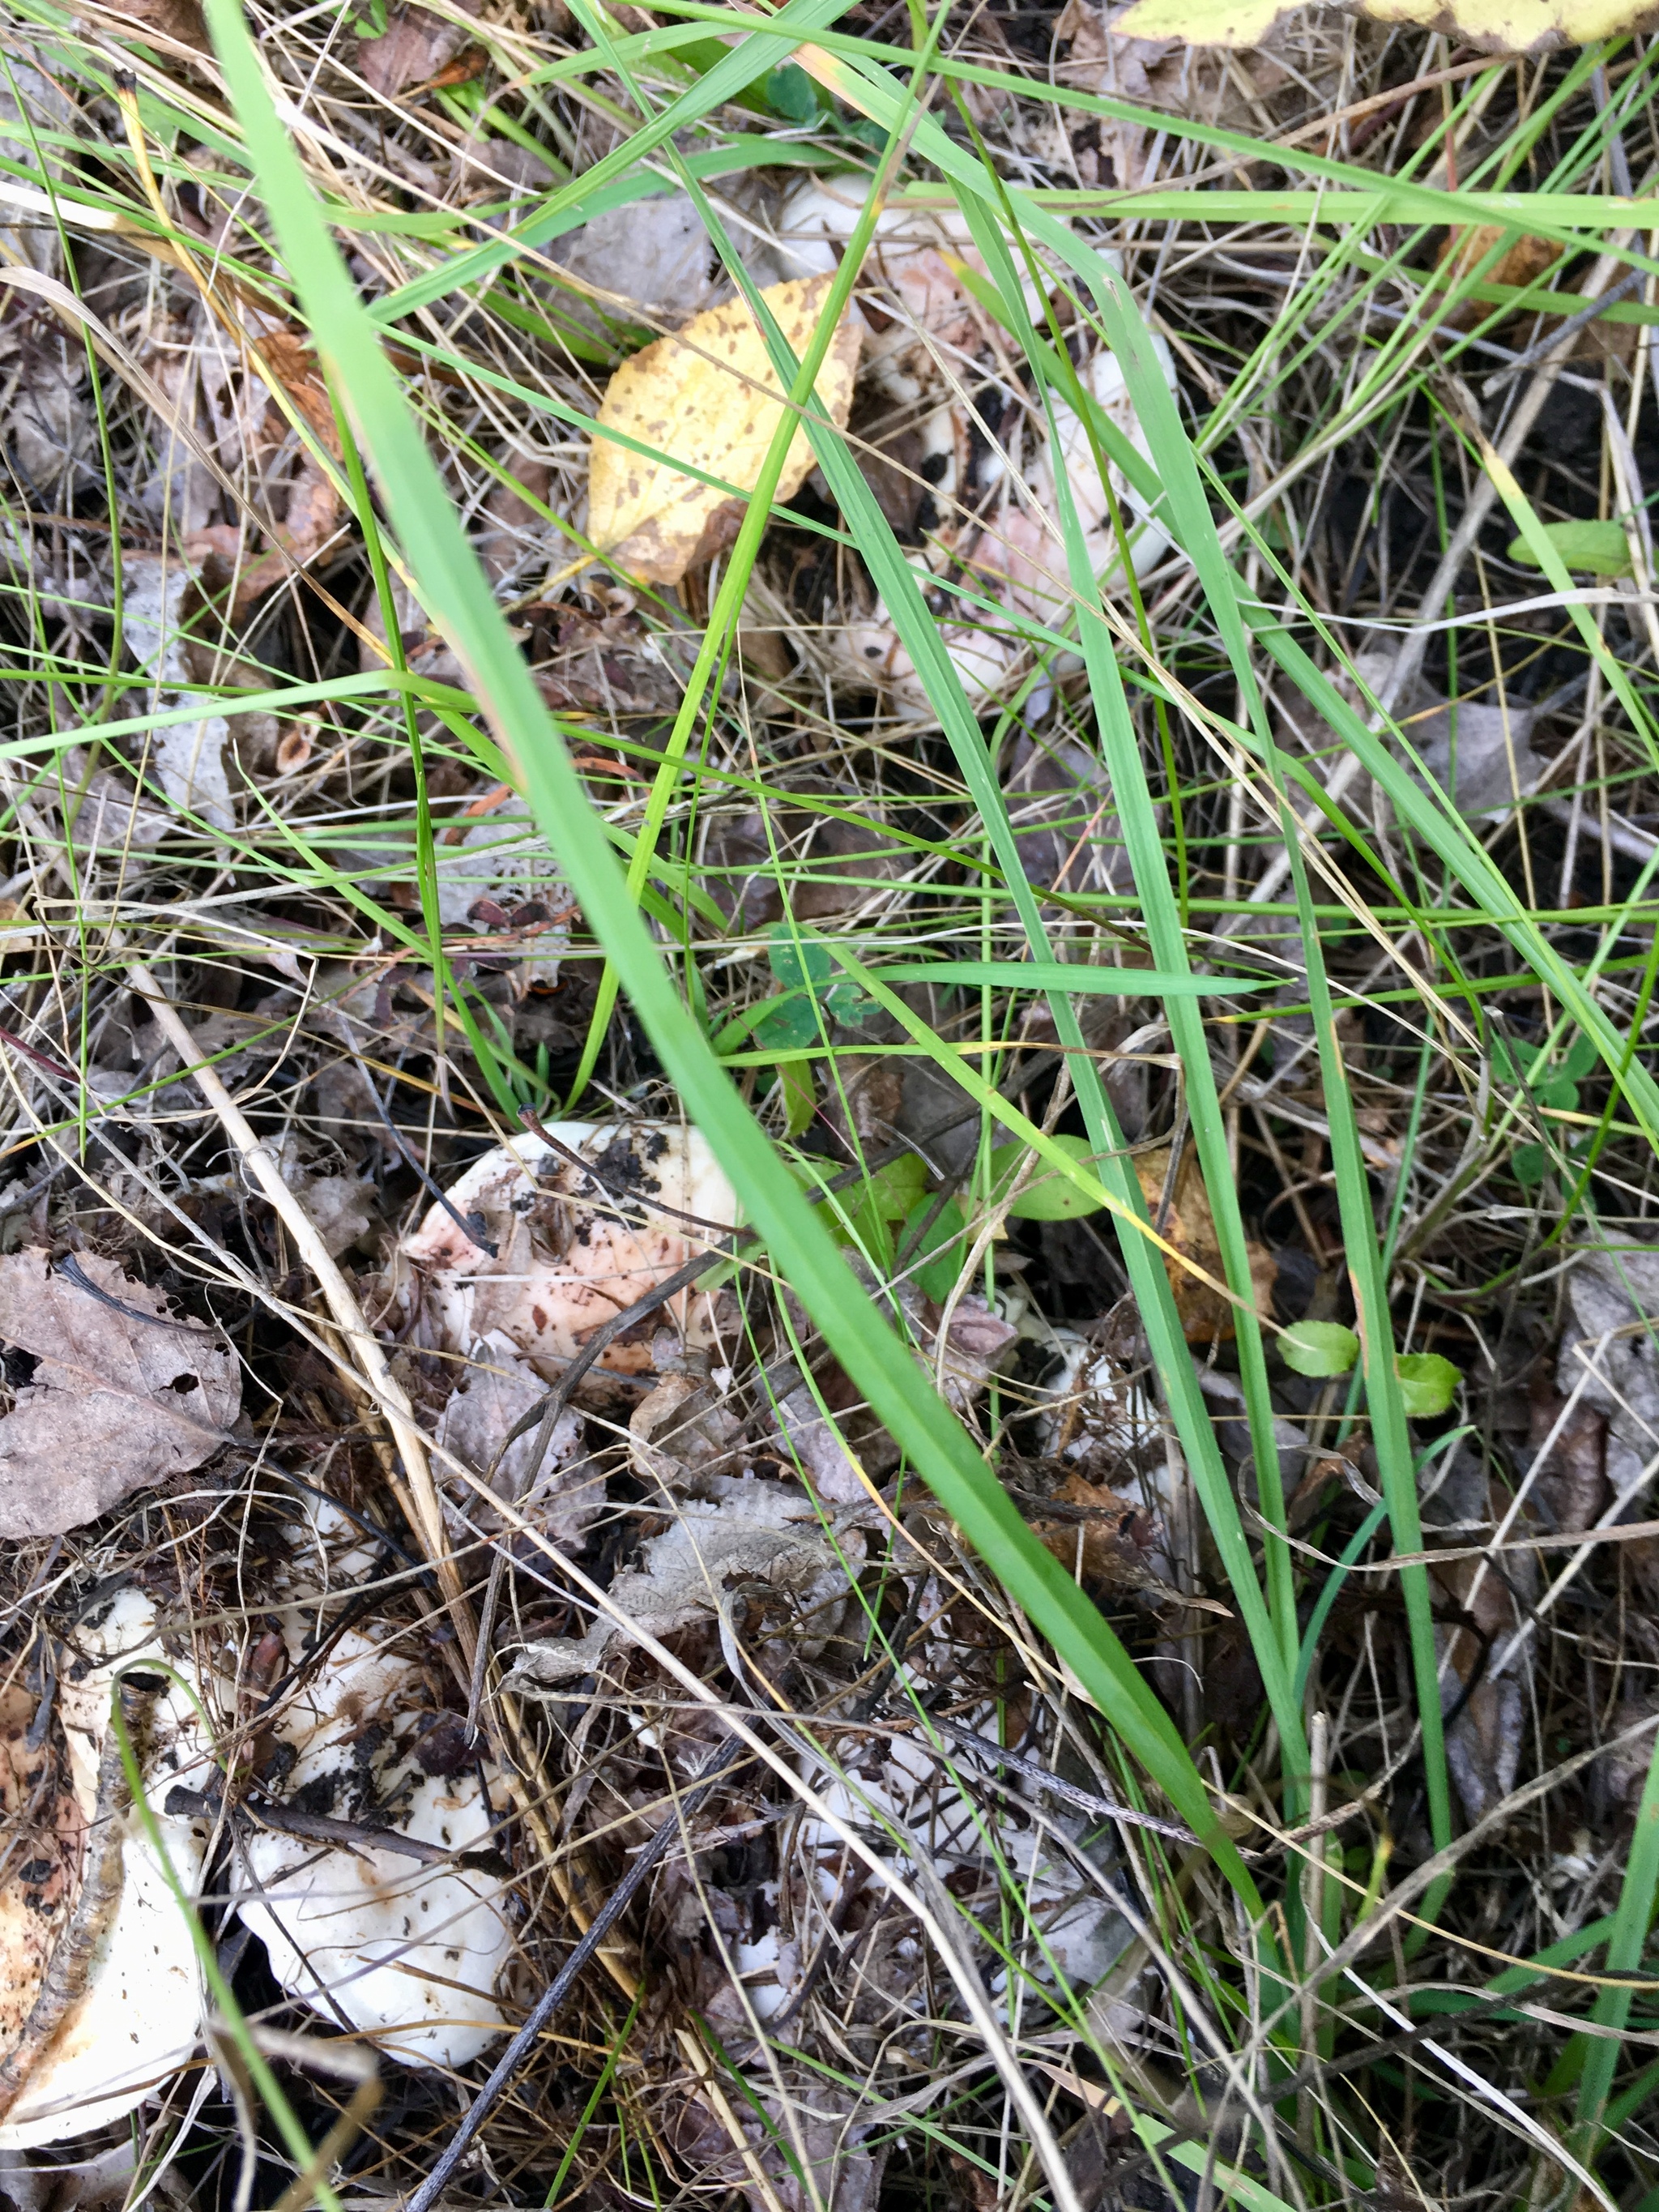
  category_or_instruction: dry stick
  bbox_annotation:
[402,1732,751,2212]
[123,956,464,1624]
[1242,240,1644,921]
[928,1717,1201,1845]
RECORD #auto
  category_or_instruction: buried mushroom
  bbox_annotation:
[229,1625,517,2067]
[0,1539,526,2143]
[397,1119,740,1381]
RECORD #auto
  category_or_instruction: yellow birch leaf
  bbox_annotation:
[587,275,861,587]
[1106,0,1659,53]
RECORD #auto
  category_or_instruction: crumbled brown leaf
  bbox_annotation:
[1029,1474,1158,1589]
[278,1144,379,1259]
[1132,1149,1276,1343]
[250,328,343,459]
[112,0,209,51]
[629,1373,746,1493]
[0,1250,241,1536]
[505,1477,862,1689]
[1437,225,1563,327]
[356,0,478,96]
[437,1330,599,1546]
[1427,1452,1532,1825]
[588,275,861,586]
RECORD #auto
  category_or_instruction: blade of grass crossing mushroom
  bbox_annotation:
[197,0,1260,1914]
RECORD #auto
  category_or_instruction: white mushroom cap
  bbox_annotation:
[236,1768,515,2068]
[0,1826,211,2149]
[232,1629,516,2068]
[400,1122,740,1373]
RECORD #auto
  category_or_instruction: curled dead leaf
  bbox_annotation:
[1029,1472,1157,1588]
[1436,226,1563,328]
[588,275,861,587]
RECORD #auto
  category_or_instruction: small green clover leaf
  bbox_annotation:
[1280,1320,1360,1377]
[901,1197,967,1302]
[1396,1352,1460,1419]
[987,1134,1103,1219]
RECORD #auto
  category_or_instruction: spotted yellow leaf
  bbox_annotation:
[587,275,861,587]
[1107,0,1659,53]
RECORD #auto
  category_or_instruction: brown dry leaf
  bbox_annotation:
[1107,0,1659,54]
[251,330,343,459]
[0,1250,241,1537]
[1029,1473,1229,1614]
[1428,1458,1532,1825]
[1132,1148,1276,1344]
[230,455,345,616]
[356,0,478,96]
[1436,226,1563,327]
[1030,1473,1157,1588]
[588,275,861,586]
[111,0,209,51]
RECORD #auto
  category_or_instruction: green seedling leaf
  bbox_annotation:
[1508,519,1633,576]
[754,993,817,1050]
[778,1061,816,1138]
[859,1153,929,1224]
[842,1154,931,1273]
[766,62,823,120]
[1396,1353,1461,1419]
[825,980,876,1027]
[988,1134,1106,1220]
[1280,1320,1360,1378]
[757,928,875,1037]
[768,925,834,989]
[902,1197,967,1302]
[1564,1034,1600,1081]
[1512,1141,1549,1189]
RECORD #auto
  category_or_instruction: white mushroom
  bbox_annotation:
[400,1121,740,1374]
[0,1589,215,2149]
[231,1629,516,2068]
